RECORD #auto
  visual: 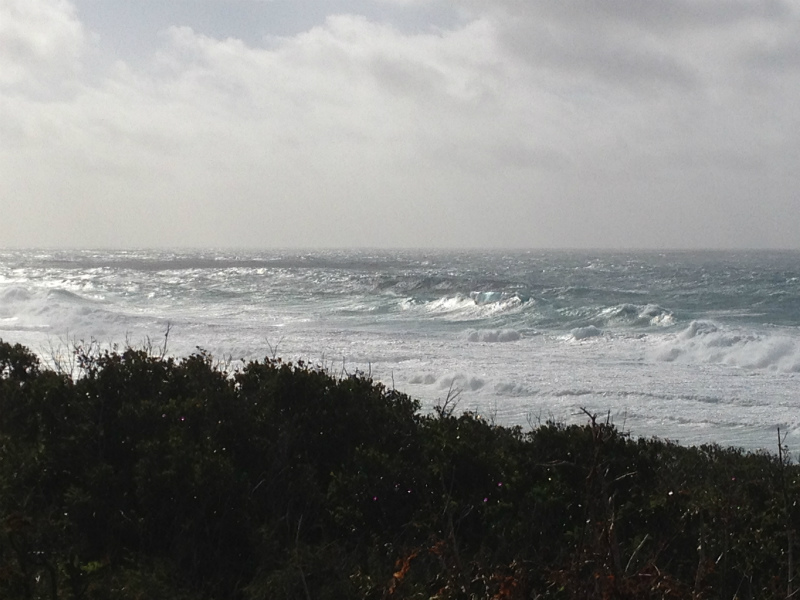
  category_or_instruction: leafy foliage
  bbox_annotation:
[0,339,798,599]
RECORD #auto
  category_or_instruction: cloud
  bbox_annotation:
[1,0,800,248]
[0,0,86,90]
[464,0,799,92]
[1,9,524,246]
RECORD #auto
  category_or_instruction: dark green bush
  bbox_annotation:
[0,339,798,599]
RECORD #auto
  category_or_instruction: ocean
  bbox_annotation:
[1,248,799,451]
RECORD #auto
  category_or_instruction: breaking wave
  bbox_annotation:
[569,325,603,341]
[408,371,486,392]
[465,329,522,343]
[596,303,675,327]
[653,320,800,373]
[401,292,529,321]
[0,285,154,337]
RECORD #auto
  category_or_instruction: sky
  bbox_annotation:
[1,0,799,249]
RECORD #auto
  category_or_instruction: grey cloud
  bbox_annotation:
[464,0,799,93]
[478,0,793,33]
[368,53,443,98]
[500,20,699,92]
[601,0,791,31]
[741,27,800,75]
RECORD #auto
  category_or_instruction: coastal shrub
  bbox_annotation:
[0,339,798,599]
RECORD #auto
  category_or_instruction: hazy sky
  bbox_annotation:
[2,0,799,249]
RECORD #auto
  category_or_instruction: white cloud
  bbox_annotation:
[1,0,800,248]
[0,0,86,90]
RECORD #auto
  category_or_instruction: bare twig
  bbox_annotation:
[160,322,171,358]
[625,534,650,575]
[265,336,284,360]
[435,380,462,419]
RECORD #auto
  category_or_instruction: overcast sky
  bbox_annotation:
[2,0,799,249]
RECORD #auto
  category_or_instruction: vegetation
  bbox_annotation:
[1,339,799,599]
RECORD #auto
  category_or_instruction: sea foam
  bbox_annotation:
[569,325,603,340]
[465,329,522,343]
[654,321,800,372]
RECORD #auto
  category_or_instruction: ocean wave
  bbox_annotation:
[0,286,34,303]
[333,299,397,316]
[373,276,460,295]
[419,292,528,321]
[0,284,147,337]
[408,371,486,392]
[569,325,603,341]
[654,320,800,372]
[493,381,538,396]
[470,291,528,305]
[465,329,522,343]
[595,303,675,328]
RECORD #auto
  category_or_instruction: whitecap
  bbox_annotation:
[465,329,522,343]
[653,321,800,373]
[570,325,603,340]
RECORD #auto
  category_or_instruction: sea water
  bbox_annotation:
[1,248,799,451]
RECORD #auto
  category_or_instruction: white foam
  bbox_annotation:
[408,373,437,385]
[640,304,675,327]
[598,303,675,327]
[654,321,800,373]
[470,291,505,304]
[425,294,477,315]
[437,372,486,391]
[493,380,537,396]
[0,286,33,304]
[0,284,158,341]
[421,293,526,321]
[406,370,486,391]
[570,325,603,340]
[465,329,522,343]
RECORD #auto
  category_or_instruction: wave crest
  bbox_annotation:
[466,329,522,343]
[654,321,800,372]
[597,303,674,327]
[570,325,603,341]
[414,292,528,321]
